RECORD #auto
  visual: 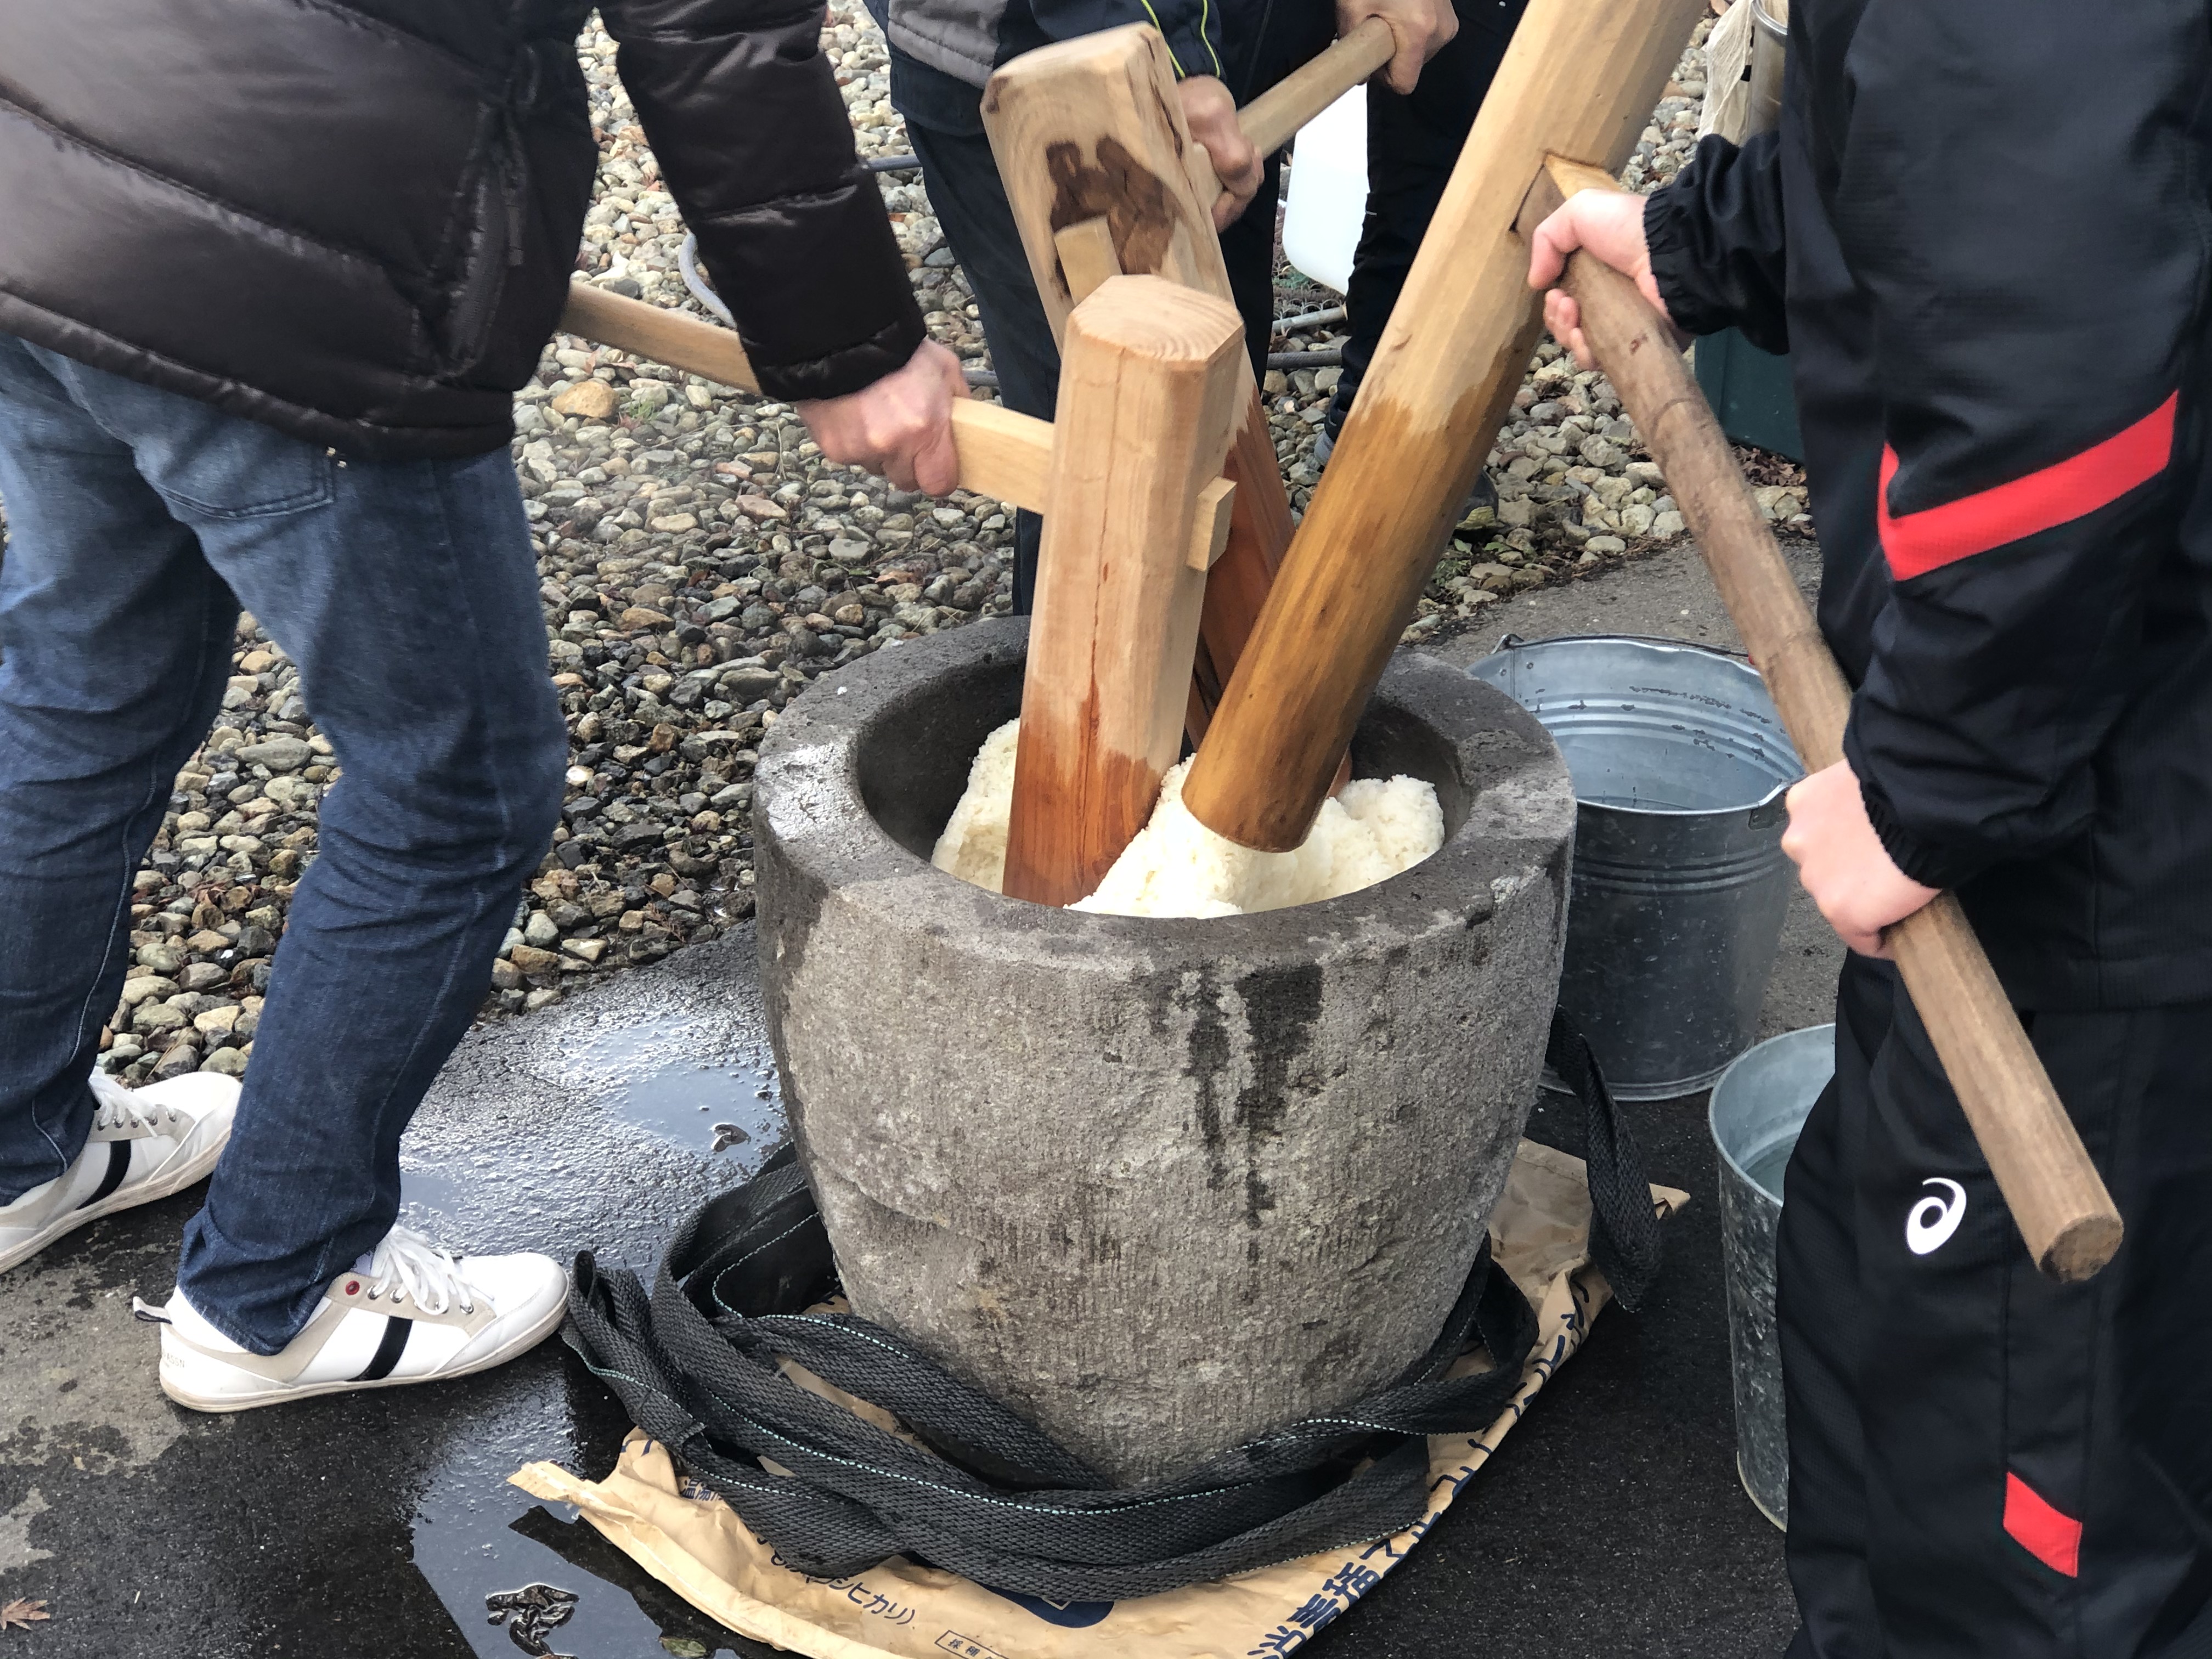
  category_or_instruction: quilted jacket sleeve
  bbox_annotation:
[1831,0,2207,888]
[603,0,926,402]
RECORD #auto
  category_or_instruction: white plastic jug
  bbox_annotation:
[1280,85,1368,295]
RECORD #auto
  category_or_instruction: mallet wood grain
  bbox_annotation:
[1048,210,1287,747]
[1178,0,1707,851]
[1522,155,2121,1284]
[984,24,1380,743]
[1001,275,1248,906]
[558,281,1054,513]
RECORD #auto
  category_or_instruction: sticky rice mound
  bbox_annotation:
[930,718,1443,917]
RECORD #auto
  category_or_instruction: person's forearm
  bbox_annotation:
[606,1,924,400]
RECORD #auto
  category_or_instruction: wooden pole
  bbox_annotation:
[1001,276,1248,905]
[557,282,1054,512]
[1238,17,1394,161]
[1521,156,2121,1284]
[1178,0,1707,850]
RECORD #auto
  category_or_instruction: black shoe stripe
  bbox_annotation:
[76,1141,132,1210]
[352,1316,413,1382]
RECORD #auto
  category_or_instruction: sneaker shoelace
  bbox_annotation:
[360,1226,477,1318]
[88,1071,187,1137]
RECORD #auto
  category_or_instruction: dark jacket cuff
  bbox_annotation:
[696,170,928,405]
[751,311,929,404]
[1158,23,1222,79]
[1644,185,1728,341]
[1640,133,1791,354]
[1855,770,1988,893]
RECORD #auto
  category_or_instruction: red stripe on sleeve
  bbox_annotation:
[2003,1471,2083,1577]
[1879,391,2178,580]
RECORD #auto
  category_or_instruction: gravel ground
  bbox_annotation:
[29,9,1810,1085]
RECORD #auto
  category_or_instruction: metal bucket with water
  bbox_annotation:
[1709,1023,1833,1528]
[1468,636,1802,1098]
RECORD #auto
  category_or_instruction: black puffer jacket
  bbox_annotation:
[0,0,925,459]
[1645,0,2212,1008]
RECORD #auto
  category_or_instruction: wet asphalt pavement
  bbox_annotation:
[1,546,1836,1658]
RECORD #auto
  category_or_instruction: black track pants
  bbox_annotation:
[1321,0,1527,442]
[1779,956,2212,1657]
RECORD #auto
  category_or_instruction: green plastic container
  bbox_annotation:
[1694,329,1803,461]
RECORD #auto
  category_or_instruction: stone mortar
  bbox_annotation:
[754,618,1576,1484]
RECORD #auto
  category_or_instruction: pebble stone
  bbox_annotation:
[1,10,1807,1086]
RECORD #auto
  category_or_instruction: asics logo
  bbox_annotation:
[1906,1178,1967,1255]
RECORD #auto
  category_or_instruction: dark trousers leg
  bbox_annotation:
[1325,0,1528,441]
[890,46,1296,613]
[1779,955,2212,1656]
[1775,961,1886,1657]
[896,84,1062,618]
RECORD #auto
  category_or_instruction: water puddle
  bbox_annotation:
[412,1476,772,1658]
[405,1368,777,1659]
[560,1019,783,1158]
[396,947,793,1654]
[401,1003,785,1232]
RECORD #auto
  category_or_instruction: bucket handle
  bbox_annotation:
[1494,630,1753,661]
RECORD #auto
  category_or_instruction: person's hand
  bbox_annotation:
[1526,189,1682,369]
[797,338,966,495]
[1780,760,1942,958]
[1178,76,1261,230]
[1339,0,1457,94]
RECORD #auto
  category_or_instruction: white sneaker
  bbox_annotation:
[0,1071,238,1273]
[143,1224,568,1412]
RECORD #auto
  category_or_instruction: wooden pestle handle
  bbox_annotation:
[1528,156,2122,1284]
[1239,17,1396,159]
[557,281,1054,512]
[1178,18,1400,215]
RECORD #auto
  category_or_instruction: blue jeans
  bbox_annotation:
[0,337,566,1352]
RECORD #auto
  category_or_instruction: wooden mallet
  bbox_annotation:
[978,21,1392,902]
[1178,0,1711,851]
[982,19,1393,747]
[563,25,1393,910]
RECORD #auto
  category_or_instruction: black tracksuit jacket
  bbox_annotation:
[0,0,926,460]
[1644,0,2212,1009]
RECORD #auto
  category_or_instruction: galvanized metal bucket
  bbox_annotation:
[1709,1022,1833,1530]
[1746,0,1789,139]
[1467,635,1802,1099]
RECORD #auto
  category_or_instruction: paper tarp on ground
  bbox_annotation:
[515,1141,1687,1659]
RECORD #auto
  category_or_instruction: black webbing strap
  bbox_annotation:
[1546,1009,1665,1312]
[563,1037,1658,1601]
